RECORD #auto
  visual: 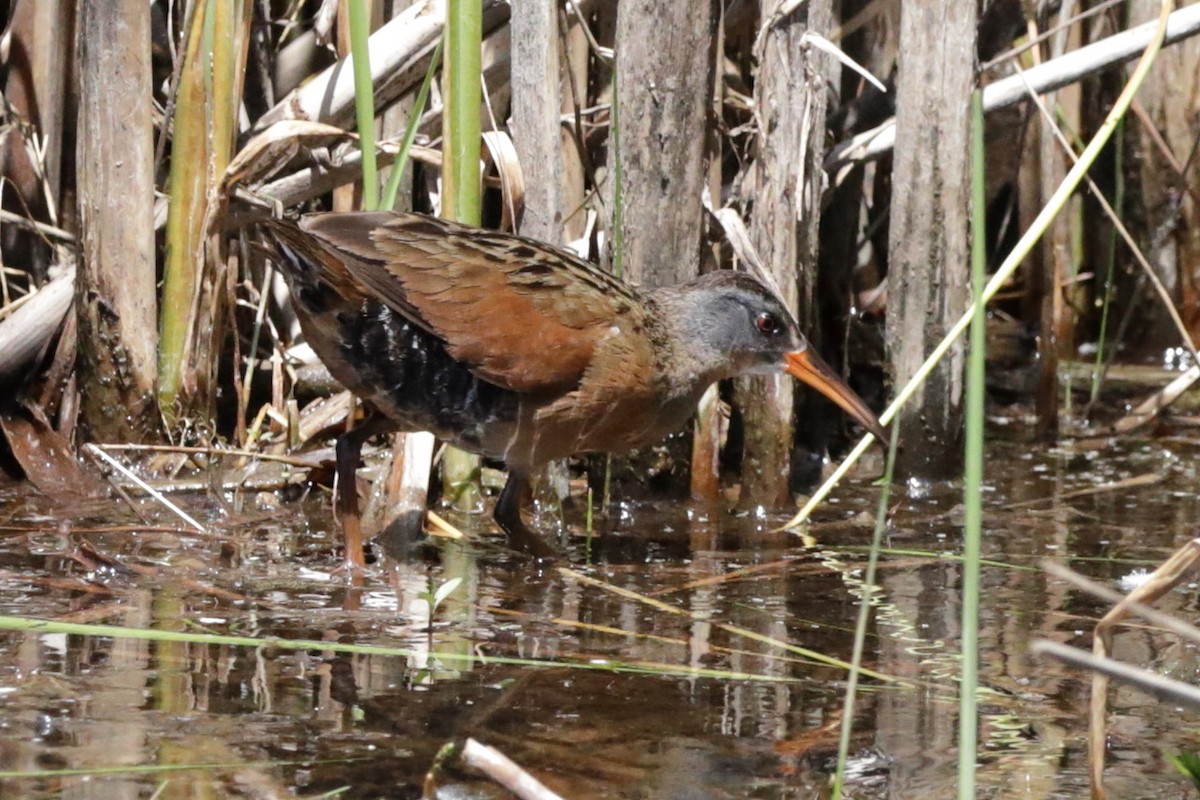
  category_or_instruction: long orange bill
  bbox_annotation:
[784,349,887,441]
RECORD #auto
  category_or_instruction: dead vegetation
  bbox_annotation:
[0,1,1199,550]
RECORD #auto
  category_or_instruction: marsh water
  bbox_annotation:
[2,431,1200,799]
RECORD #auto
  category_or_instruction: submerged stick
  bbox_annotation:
[461,739,564,800]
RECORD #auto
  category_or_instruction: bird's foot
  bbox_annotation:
[503,523,559,563]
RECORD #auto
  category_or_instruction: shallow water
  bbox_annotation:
[2,434,1199,798]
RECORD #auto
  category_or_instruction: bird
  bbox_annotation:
[262,211,885,563]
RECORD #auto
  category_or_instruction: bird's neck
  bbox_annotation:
[643,288,731,396]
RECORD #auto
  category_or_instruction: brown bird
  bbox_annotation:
[263,212,884,563]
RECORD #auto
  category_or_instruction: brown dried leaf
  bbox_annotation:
[0,403,106,500]
[483,130,525,232]
[222,120,354,196]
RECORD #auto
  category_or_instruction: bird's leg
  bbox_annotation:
[334,415,391,569]
[494,471,558,560]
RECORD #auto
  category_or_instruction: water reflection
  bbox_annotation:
[1,436,1199,796]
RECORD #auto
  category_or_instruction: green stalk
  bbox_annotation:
[158,1,212,424]
[611,69,623,277]
[1090,118,1124,405]
[214,0,253,443]
[599,70,621,522]
[209,1,246,179]
[0,616,794,682]
[585,486,594,562]
[381,40,443,210]
[830,423,900,799]
[958,87,987,800]
[159,0,249,425]
[440,0,483,510]
[347,0,378,210]
[442,0,481,224]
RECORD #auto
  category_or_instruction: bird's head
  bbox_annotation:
[658,271,886,441]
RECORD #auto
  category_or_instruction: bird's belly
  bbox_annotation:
[300,297,522,460]
[512,388,706,468]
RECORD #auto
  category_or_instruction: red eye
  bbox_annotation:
[756,312,779,335]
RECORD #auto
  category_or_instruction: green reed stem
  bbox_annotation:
[381,40,442,210]
[1090,118,1124,405]
[958,87,987,800]
[831,422,900,799]
[442,0,481,224]
[610,69,623,277]
[347,0,378,210]
[440,0,483,509]
[0,616,796,683]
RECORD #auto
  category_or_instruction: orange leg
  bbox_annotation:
[334,418,391,569]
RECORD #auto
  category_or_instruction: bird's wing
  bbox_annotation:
[261,214,379,308]
[300,212,643,395]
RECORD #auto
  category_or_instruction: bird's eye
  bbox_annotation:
[755,312,780,335]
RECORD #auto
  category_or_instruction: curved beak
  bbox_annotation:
[784,349,887,441]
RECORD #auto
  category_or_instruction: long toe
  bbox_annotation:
[505,521,559,562]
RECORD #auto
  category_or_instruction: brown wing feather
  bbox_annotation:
[261,215,373,304]
[301,212,644,395]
